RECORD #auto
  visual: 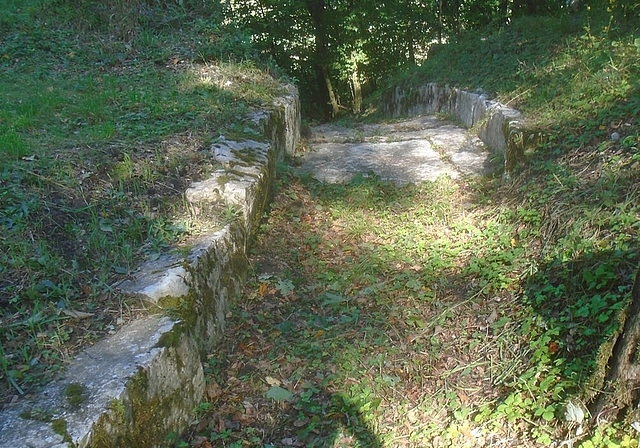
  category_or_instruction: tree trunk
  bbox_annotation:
[437,0,443,43]
[306,0,339,118]
[322,65,340,117]
[350,66,362,114]
[591,267,640,423]
[499,0,509,23]
[406,23,415,66]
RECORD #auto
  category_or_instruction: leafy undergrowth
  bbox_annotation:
[178,119,639,448]
[0,0,284,401]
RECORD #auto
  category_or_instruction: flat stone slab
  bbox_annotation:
[299,116,491,185]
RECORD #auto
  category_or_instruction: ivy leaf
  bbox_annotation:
[265,386,294,402]
[276,279,295,296]
[322,292,349,306]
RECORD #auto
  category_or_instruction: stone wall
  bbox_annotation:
[0,86,300,448]
[382,82,539,173]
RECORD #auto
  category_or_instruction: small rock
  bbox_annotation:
[611,132,620,141]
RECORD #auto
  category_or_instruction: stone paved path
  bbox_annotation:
[298,116,491,185]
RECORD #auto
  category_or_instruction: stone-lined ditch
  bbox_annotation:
[0,82,527,447]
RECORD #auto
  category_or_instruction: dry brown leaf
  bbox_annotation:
[61,309,95,319]
[265,376,281,386]
[205,381,222,400]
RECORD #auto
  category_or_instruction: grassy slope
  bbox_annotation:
[0,0,284,400]
[398,13,639,141]
[386,9,640,443]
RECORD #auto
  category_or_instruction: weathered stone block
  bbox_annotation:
[382,82,528,174]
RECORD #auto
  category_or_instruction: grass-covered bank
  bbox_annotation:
[0,0,285,401]
[396,5,640,413]
[393,13,639,150]
[390,11,640,445]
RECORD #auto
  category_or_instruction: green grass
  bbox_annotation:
[0,0,285,398]
[2,1,639,445]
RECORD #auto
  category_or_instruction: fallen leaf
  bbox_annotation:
[459,423,475,439]
[457,390,470,404]
[266,386,293,402]
[281,437,303,446]
[265,376,281,387]
[293,417,309,427]
[407,409,419,423]
[61,309,95,319]
[243,401,257,417]
[191,436,210,447]
[205,381,222,400]
[565,401,584,424]
[99,223,113,232]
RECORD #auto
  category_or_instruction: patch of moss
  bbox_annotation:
[159,293,198,329]
[19,407,52,422]
[231,148,261,165]
[91,399,126,448]
[65,382,85,407]
[223,128,266,142]
[216,173,235,186]
[109,398,126,421]
[123,369,182,447]
[156,324,185,349]
[91,369,169,448]
[51,418,73,445]
[228,167,261,179]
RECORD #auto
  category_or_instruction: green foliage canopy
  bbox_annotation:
[226,0,636,118]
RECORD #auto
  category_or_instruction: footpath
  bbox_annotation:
[179,115,516,447]
[299,116,492,185]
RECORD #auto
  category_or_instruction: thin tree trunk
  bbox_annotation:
[322,65,340,117]
[350,66,362,114]
[406,23,415,65]
[438,0,442,43]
